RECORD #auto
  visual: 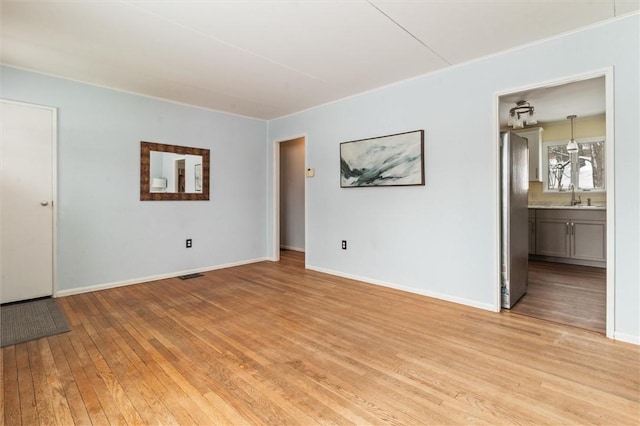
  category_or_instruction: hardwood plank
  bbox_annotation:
[112,299,237,424]
[32,338,75,425]
[56,333,110,425]
[46,336,93,425]
[118,322,218,425]
[510,260,606,332]
[79,319,146,425]
[0,348,3,424]
[2,345,21,426]
[2,250,638,425]
[65,325,129,424]
[15,343,39,425]
[97,296,198,425]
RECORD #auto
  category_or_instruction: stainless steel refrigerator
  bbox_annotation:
[501,132,529,309]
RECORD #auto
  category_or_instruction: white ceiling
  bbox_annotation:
[1,1,637,120]
[499,76,606,127]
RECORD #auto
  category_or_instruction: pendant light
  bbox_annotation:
[508,100,537,129]
[566,115,579,153]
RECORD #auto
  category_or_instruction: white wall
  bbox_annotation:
[150,151,164,183]
[1,66,268,293]
[279,137,305,251]
[267,14,639,342]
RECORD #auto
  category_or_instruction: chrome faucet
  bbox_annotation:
[569,183,581,205]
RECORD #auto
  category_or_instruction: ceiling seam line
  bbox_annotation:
[118,0,331,85]
[366,1,451,66]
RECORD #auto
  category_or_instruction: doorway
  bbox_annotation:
[497,70,614,337]
[274,136,306,262]
[175,159,186,192]
[1,100,57,304]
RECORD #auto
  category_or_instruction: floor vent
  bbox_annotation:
[178,273,204,280]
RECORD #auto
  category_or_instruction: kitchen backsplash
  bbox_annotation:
[528,181,607,204]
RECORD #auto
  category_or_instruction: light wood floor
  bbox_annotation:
[509,261,606,333]
[2,250,639,425]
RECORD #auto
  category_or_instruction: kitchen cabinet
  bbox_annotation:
[528,209,536,255]
[535,217,570,257]
[514,127,543,182]
[534,209,606,267]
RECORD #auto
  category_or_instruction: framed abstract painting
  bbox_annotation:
[340,130,425,187]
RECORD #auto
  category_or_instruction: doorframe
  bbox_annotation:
[494,67,615,339]
[1,99,58,299]
[271,134,308,263]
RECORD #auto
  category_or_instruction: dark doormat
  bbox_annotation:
[1,298,70,348]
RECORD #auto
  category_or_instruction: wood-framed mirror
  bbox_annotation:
[140,141,210,201]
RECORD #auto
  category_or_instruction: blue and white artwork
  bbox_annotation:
[340,130,424,187]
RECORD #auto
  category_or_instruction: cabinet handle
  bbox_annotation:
[571,222,575,236]
[566,222,570,235]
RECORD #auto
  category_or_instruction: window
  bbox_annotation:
[543,137,605,192]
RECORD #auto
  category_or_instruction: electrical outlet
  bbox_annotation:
[341,240,347,250]
[186,239,192,248]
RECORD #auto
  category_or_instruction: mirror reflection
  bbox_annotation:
[150,152,203,193]
[140,141,210,201]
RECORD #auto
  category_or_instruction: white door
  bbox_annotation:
[1,100,56,304]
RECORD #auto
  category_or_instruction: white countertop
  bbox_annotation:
[528,202,606,211]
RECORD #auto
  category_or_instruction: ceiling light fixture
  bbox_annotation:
[566,115,579,153]
[508,100,537,129]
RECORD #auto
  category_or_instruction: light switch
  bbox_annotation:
[306,168,315,177]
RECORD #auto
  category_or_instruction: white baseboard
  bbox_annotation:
[55,257,269,298]
[280,245,305,252]
[305,264,495,312]
[614,332,640,345]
